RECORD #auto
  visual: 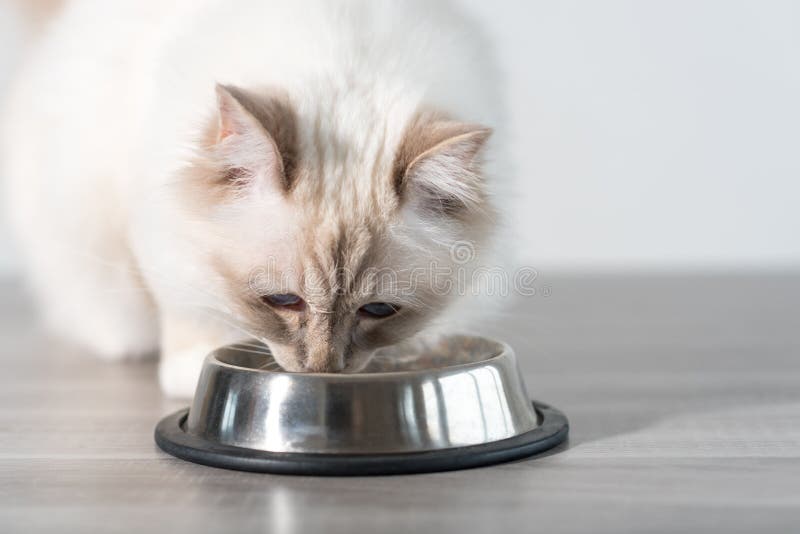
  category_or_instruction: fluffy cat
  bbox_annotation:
[2,0,508,397]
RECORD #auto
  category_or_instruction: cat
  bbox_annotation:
[2,0,509,398]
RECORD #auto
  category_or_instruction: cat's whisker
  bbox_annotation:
[228,343,272,354]
[226,344,273,355]
[256,360,282,371]
[194,308,258,338]
[224,346,275,358]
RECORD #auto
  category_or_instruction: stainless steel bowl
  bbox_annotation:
[155,335,568,475]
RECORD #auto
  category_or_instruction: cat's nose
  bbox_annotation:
[302,351,345,373]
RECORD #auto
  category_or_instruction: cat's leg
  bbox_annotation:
[158,311,243,398]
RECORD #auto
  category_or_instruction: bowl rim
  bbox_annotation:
[207,335,515,379]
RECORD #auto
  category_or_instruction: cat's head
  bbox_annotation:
[178,84,494,372]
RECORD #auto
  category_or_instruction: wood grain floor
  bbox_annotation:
[1,272,798,533]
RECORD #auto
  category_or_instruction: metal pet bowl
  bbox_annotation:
[155,335,568,475]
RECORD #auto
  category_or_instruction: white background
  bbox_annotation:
[1,0,798,273]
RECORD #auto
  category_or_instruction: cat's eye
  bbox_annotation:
[261,293,305,311]
[358,302,399,319]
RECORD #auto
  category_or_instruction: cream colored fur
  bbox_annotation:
[2,0,508,397]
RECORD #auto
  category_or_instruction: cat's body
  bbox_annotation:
[3,0,508,397]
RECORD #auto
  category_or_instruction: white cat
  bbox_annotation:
[2,0,509,397]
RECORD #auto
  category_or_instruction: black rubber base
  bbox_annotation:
[154,401,568,476]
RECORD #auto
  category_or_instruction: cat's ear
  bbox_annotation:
[393,115,492,217]
[211,84,296,193]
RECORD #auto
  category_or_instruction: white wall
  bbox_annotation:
[458,0,800,269]
[1,1,799,274]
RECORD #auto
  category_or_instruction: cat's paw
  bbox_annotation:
[158,346,213,398]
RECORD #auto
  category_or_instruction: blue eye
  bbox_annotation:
[358,302,399,318]
[262,293,304,310]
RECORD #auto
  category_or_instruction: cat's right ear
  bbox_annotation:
[210,84,294,195]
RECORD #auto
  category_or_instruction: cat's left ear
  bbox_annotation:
[211,84,297,194]
[393,114,492,217]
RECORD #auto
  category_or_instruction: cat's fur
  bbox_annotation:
[2,0,507,397]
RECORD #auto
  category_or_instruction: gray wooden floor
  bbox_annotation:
[1,272,799,533]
